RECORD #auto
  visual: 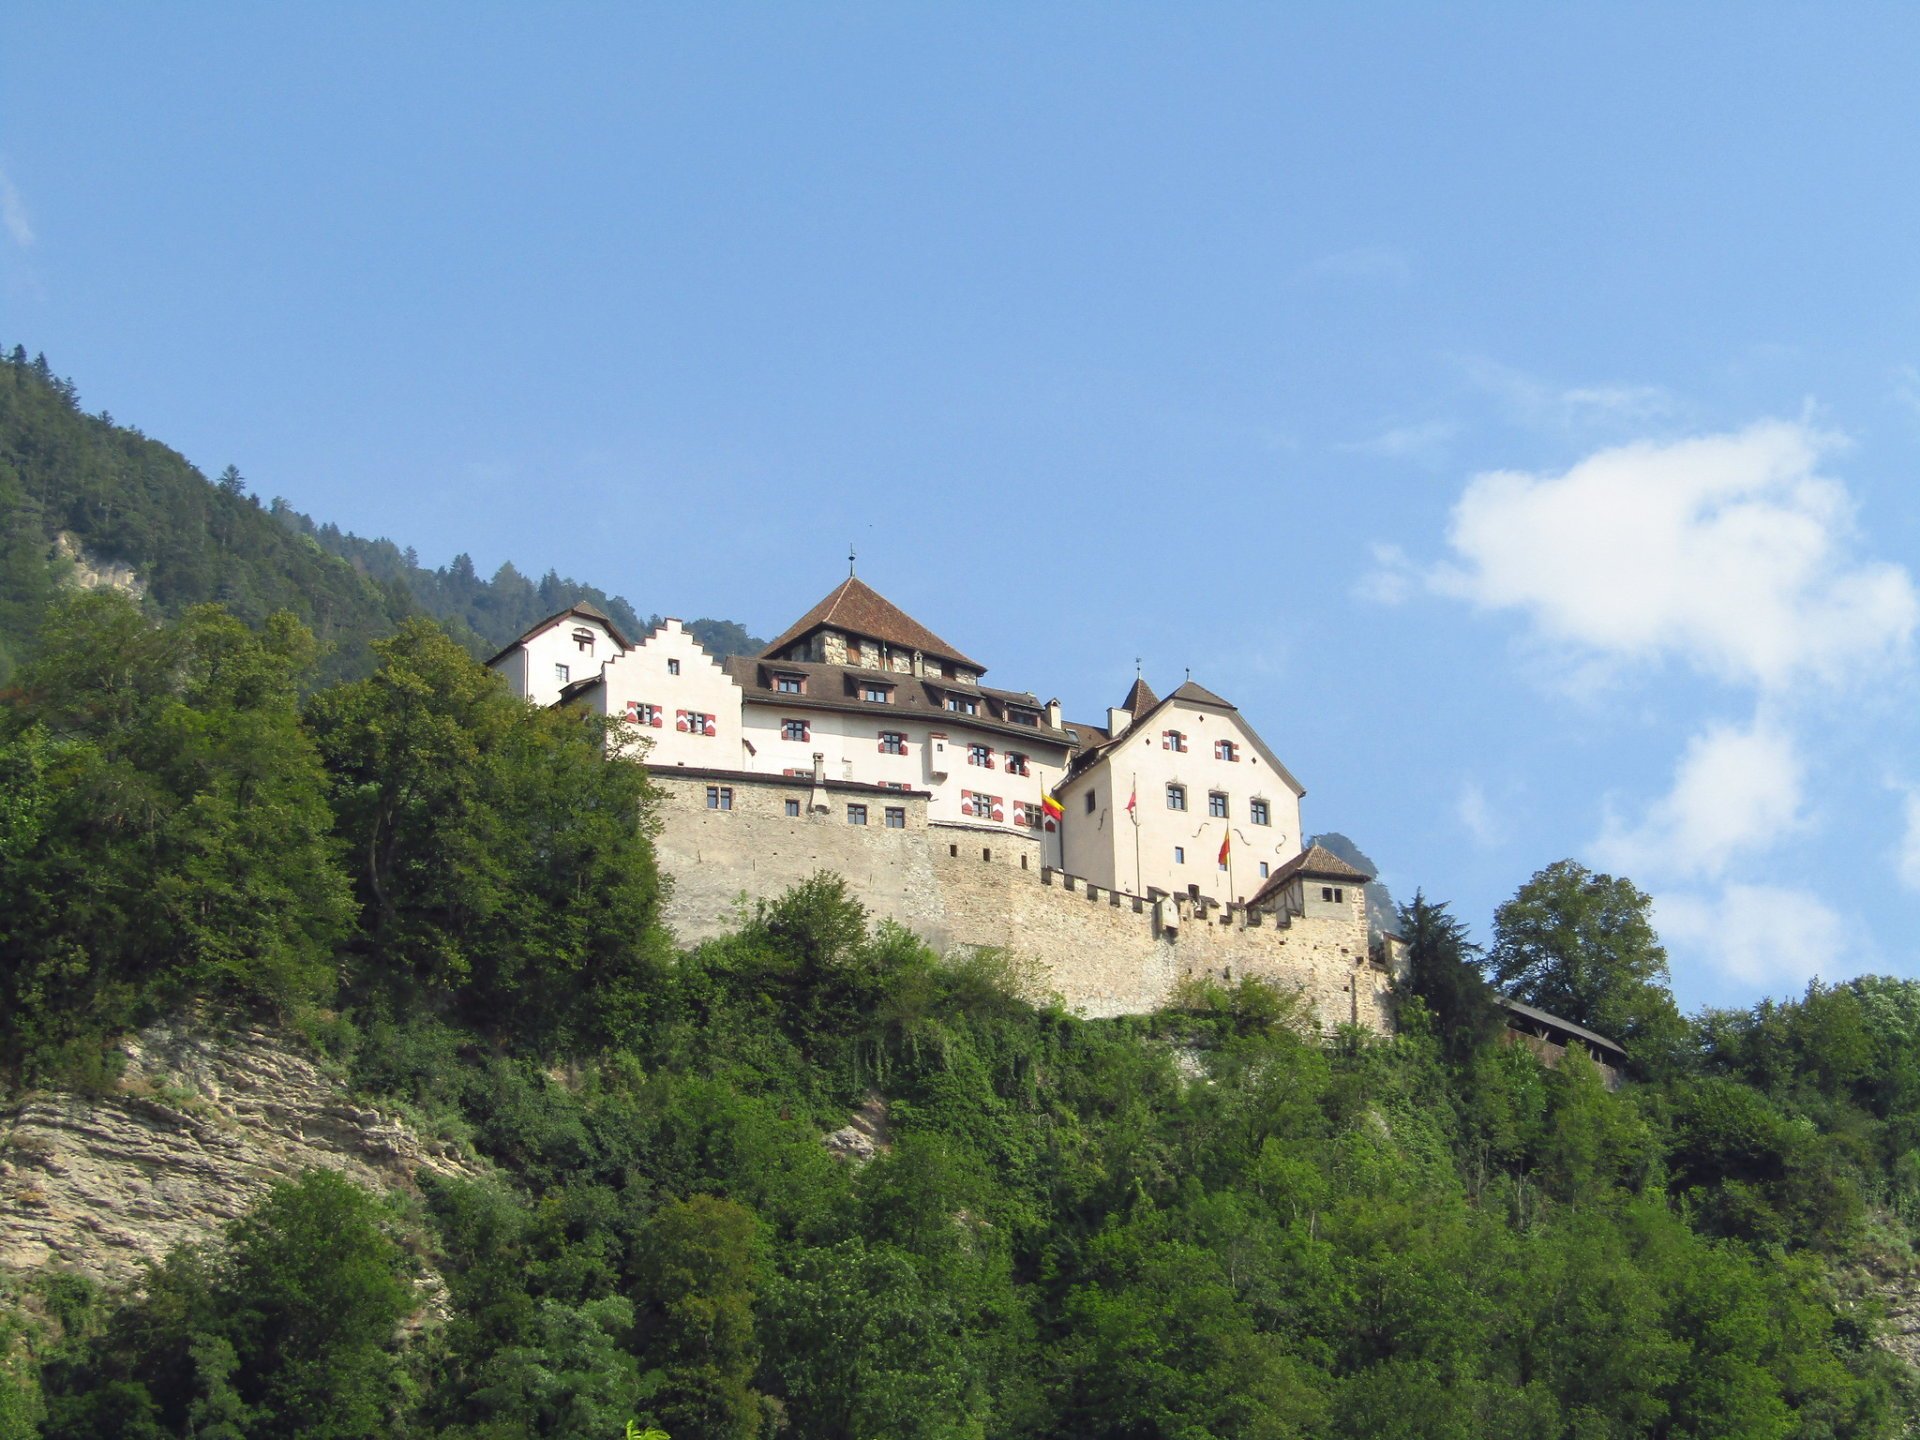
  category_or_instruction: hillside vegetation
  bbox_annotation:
[5,593,1920,1440]
[0,349,761,685]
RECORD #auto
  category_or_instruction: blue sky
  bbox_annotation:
[8,6,1920,1011]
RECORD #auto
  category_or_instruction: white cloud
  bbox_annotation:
[1432,420,1918,691]
[1594,718,1803,880]
[1338,419,1459,462]
[0,166,31,249]
[1655,884,1851,988]
[1457,781,1503,848]
[1295,244,1411,285]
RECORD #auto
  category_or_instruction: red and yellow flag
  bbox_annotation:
[1041,786,1064,821]
[1217,831,1231,865]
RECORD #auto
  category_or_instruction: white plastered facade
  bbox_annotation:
[1057,695,1304,905]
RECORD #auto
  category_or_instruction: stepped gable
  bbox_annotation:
[485,601,635,665]
[1247,843,1373,910]
[760,576,982,672]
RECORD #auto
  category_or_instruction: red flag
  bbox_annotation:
[1217,831,1231,865]
[1125,785,1137,815]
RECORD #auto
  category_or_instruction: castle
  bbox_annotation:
[489,573,1398,1031]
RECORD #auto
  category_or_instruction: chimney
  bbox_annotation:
[1044,697,1063,729]
[1107,707,1133,736]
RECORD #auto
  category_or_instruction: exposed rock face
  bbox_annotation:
[823,1092,892,1164]
[52,531,146,601]
[0,1017,478,1286]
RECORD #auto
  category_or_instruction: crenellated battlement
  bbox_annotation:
[649,771,1398,1033]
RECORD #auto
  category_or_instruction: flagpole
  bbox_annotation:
[1132,771,1142,896]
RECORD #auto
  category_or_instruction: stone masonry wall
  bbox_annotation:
[651,772,1394,1033]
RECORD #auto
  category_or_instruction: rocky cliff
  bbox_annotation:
[0,1016,478,1286]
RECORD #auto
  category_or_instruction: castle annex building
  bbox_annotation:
[490,576,1397,1031]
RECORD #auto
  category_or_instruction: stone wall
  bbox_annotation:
[650,771,1396,1033]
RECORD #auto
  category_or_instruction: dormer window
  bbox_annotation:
[863,683,893,703]
[947,695,978,715]
[1009,707,1039,727]
[775,674,805,694]
[572,627,595,653]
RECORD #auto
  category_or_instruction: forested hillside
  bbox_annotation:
[269,504,765,662]
[0,349,418,683]
[0,348,762,685]
[4,592,1920,1439]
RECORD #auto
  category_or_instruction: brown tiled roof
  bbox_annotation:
[723,656,1072,749]
[1247,843,1373,909]
[1167,678,1234,709]
[1119,677,1158,715]
[760,576,982,671]
[484,603,636,666]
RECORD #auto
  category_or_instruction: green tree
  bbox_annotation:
[306,619,668,1048]
[0,594,349,1078]
[1488,861,1687,1073]
[635,1196,764,1440]
[1396,891,1502,1064]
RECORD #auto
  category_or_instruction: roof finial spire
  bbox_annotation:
[1185,665,1191,682]
[849,544,857,577]
[1135,656,1142,679]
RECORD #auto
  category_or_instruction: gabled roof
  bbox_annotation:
[1167,679,1233,708]
[1495,996,1628,1061]
[760,576,982,672]
[1118,677,1158,715]
[485,602,635,667]
[1066,675,1306,797]
[1247,843,1373,910]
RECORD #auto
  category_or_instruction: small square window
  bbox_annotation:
[885,806,906,828]
[1166,784,1187,811]
[706,786,732,810]
[1174,846,1185,864]
[1250,798,1270,826]
[1258,861,1270,878]
[782,719,809,742]
[667,658,681,675]
[555,662,570,682]
[879,730,906,755]
[1163,730,1187,752]
[847,803,868,826]
[968,744,993,767]
[1215,739,1238,762]
[1208,792,1228,818]
[785,798,801,818]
